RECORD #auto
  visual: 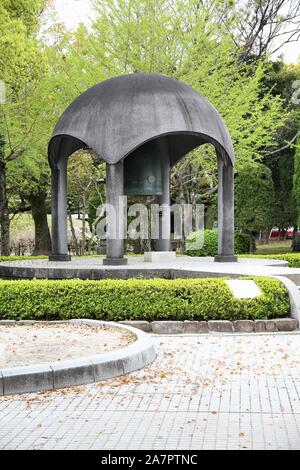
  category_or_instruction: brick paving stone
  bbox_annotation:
[1,333,300,450]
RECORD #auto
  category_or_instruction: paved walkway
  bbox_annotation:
[1,333,300,450]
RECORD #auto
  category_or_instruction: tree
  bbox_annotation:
[233,0,300,63]
[0,0,47,254]
[9,164,52,255]
[293,138,300,228]
[235,162,276,251]
[269,151,297,232]
[262,62,300,234]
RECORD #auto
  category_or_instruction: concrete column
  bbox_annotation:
[157,147,171,252]
[49,158,70,261]
[103,161,127,265]
[215,155,237,262]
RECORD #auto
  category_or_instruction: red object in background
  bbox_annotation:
[269,227,297,240]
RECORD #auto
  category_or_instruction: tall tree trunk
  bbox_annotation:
[28,189,51,255]
[0,137,10,256]
[249,231,256,254]
[262,229,270,245]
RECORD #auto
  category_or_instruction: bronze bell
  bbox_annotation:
[124,140,163,196]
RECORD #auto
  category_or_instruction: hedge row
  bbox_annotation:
[241,253,300,268]
[185,229,252,257]
[0,277,289,322]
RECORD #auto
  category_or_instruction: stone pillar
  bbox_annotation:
[103,161,127,265]
[215,155,237,263]
[157,149,171,252]
[49,157,70,261]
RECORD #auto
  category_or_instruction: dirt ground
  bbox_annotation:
[0,323,135,368]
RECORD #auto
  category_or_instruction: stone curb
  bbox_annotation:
[0,320,156,396]
[119,318,298,334]
[271,276,300,325]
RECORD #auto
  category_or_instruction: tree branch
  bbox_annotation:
[265,131,300,156]
[6,148,26,161]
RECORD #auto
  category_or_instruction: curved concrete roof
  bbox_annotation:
[48,73,234,167]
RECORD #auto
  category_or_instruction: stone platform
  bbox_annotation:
[1,256,300,283]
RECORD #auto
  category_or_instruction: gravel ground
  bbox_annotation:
[0,323,134,368]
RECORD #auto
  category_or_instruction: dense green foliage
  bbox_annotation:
[0,0,49,255]
[235,163,276,233]
[0,0,299,255]
[185,229,251,256]
[265,62,300,231]
[235,232,253,255]
[0,277,289,321]
[269,151,297,231]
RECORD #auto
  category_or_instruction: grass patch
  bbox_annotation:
[256,241,292,255]
[241,253,300,268]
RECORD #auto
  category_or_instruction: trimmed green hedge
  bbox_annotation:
[0,277,289,321]
[241,253,300,268]
[185,229,252,257]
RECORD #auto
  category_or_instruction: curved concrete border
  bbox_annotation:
[271,276,300,325]
[0,320,156,396]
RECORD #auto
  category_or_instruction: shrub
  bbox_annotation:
[235,232,253,254]
[0,277,289,322]
[185,229,252,256]
[185,229,217,257]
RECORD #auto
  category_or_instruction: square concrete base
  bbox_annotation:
[215,255,238,263]
[144,251,176,263]
[49,254,71,262]
[103,258,128,266]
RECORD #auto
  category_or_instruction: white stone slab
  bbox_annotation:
[225,280,262,299]
[144,251,176,263]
